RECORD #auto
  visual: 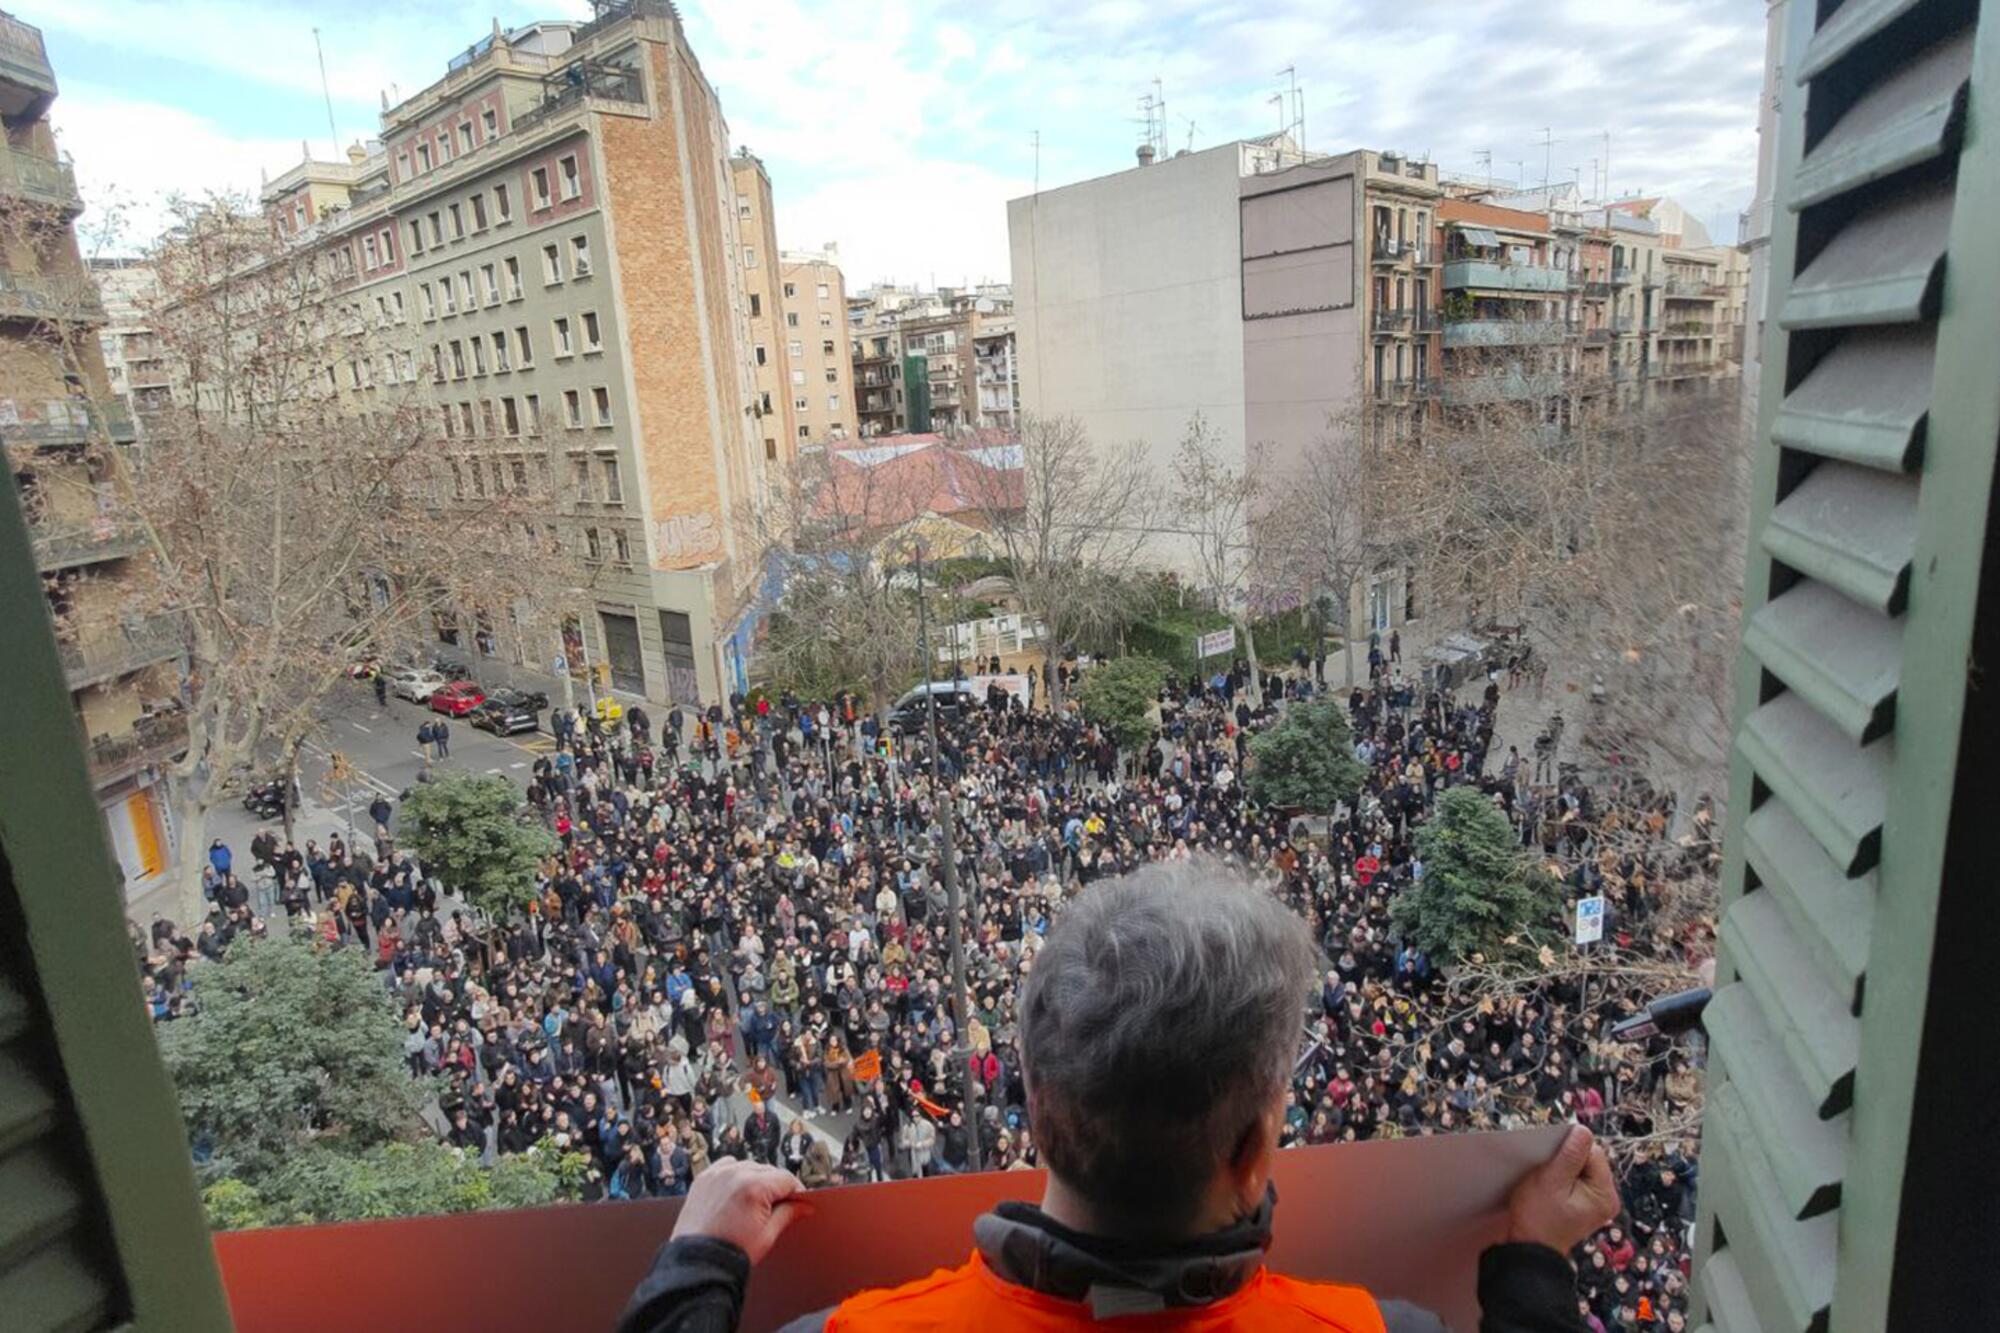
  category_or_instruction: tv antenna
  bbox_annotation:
[1277,64,1305,151]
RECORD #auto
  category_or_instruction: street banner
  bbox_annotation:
[1195,626,1238,660]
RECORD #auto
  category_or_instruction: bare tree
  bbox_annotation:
[1170,412,1266,703]
[964,414,1158,705]
[1265,410,1377,688]
[75,195,575,916]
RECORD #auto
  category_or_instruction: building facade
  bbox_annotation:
[778,246,856,445]
[1,12,186,895]
[849,282,1015,438]
[729,151,800,469]
[253,1,771,705]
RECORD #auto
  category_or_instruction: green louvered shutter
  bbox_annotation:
[1696,2,2000,1331]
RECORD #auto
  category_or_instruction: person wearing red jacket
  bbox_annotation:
[618,863,1617,1333]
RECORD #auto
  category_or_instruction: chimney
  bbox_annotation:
[1136,143,1156,167]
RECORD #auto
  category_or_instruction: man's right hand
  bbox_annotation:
[670,1157,809,1263]
[1504,1125,1619,1255]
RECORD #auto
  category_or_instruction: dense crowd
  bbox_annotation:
[139,643,1714,1331]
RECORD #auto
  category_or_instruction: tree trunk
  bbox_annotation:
[172,786,212,927]
[1236,614,1262,708]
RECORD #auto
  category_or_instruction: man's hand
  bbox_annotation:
[1505,1125,1619,1255]
[670,1157,809,1263]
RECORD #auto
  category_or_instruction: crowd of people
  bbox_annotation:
[138,640,1714,1331]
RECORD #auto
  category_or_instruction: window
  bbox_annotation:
[458,122,474,154]
[419,283,437,320]
[397,152,411,181]
[818,311,832,329]
[749,293,762,318]
[437,130,452,164]
[817,282,830,299]
[788,339,803,357]
[822,339,836,357]
[612,529,630,565]
[825,368,838,384]
[783,282,797,298]
[760,391,772,413]
[796,426,809,441]
[514,326,533,366]
[572,456,593,499]
[524,393,541,434]
[476,264,497,306]
[483,108,499,140]
[471,195,489,232]
[767,437,780,459]
[480,401,497,437]
[431,344,446,382]
[439,280,457,316]
[502,397,520,435]
[558,153,581,200]
[532,166,552,210]
[736,193,751,218]
[754,344,767,366]
[828,393,841,411]
[459,402,475,436]
[790,368,806,386]
[458,272,475,309]
[450,460,464,497]
[553,316,574,357]
[427,211,444,247]
[794,395,808,411]
[449,203,465,240]
[584,527,602,562]
[571,235,592,277]
[470,339,488,376]
[504,256,523,300]
[563,389,583,428]
[471,457,486,496]
[441,405,456,439]
[592,386,612,426]
[417,142,433,172]
[397,349,414,380]
[582,310,602,352]
[491,331,510,373]
[493,183,512,223]
[510,458,527,490]
[786,312,799,328]
[743,246,757,269]
[391,291,405,323]
[601,457,623,503]
[449,340,466,378]
[408,220,426,254]
[542,243,562,285]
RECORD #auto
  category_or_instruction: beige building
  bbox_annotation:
[730,151,801,466]
[849,282,1015,436]
[2,12,187,894]
[778,246,856,445]
[253,2,776,704]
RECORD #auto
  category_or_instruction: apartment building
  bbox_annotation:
[1,12,186,893]
[849,282,1016,437]
[730,151,799,468]
[1435,198,1573,411]
[254,1,772,705]
[90,259,168,422]
[778,246,855,445]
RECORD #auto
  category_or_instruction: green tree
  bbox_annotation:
[1390,786,1559,961]
[1078,655,1170,751]
[1244,700,1366,813]
[202,1140,587,1229]
[158,936,422,1179]
[400,769,556,918]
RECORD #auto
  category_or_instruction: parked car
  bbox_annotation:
[469,689,542,735]
[428,681,487,716]
[888,682,979,734]
[388,667,448,703]
[431,655,471,679]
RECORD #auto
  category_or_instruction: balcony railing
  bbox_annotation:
[1371,308,1412,333]
[88,712,189,785]
[1441,259,1569,294]
[1663,277,1719,299]
[1610,315,1636,334]
[1583,279,1615,298]
[0,399,138,447]
[57,611,188,690]
[1660,321,1716,338]
[1642,270,1663,288]
[1610,266,1634,284]
[29,514,146,572]
[1655,359,1719,379]
[510,68,647,136]
[1441,318,1567,348]
[0,143,80,212]
[1583,327,1612,345]
[1371,235,1407,262]
[1414,309,1442,332]
[0,269,108,324]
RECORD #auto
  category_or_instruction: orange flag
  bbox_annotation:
[852,1049,882,1081]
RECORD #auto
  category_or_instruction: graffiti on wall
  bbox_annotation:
[655,512,720,564]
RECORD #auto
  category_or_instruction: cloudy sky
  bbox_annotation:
[31,0,1765,287]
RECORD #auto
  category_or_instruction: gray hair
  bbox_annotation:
[1019,859,1317,1235]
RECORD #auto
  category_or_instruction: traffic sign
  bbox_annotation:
[1575,894,1606,946]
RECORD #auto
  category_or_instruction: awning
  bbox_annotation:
[1457,225,1502,248]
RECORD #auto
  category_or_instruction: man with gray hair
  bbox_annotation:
[620,862,1617,1331]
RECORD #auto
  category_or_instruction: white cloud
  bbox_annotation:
[777,161,1030,292]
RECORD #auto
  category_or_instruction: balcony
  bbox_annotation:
[29,514,146,572]
[0,143,80,213]
[1440,259,1568,294]
[1441,318,1567,348]
[509,67,647,137]
[57,612,188,690]
[1659,321,1716,339]
[0,269,109,325]
[1414,309,1442,332]
[1610,266,1634,285]
[0,13,55,119]
[1583,279,1615,298]
[1440,370,1560,405]
[88,712,189,786]
[1410,242,1439,265]
[1642,270,1663,288]
[1663,277,1720,300]
[1654,359,1718,380]
[207,1130,1562,1333]
[1370,236,1408,263]
[1371,308,1412,334]
[1583,327,1612,345]
[1610,315,1638,335]
[0,399,138,447]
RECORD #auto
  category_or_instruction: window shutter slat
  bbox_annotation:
[1742,803,1874,1010]
[1790,28,1972,209]
[1706,991,1847,1218]
[1780,184,1951,328]
[1735,697,1890,876]
[1769,329,1931,472]
[1698,1250,1769,1333]
[0,1238,112,1333]
[1797,0,1929,82]
[0,1146,86,1273]
[1760,463,1917,614]
[1720,890,1863,1115]
[1704,1126,1838,1333]
[1742,583,1900,743]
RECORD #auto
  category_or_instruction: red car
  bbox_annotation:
[428,681,486,716]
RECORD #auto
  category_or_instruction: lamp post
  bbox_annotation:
[914,540,983,1170]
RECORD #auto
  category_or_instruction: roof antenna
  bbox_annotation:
[313,27,339,157]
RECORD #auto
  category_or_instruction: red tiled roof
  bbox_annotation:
[817,434,1023,531]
